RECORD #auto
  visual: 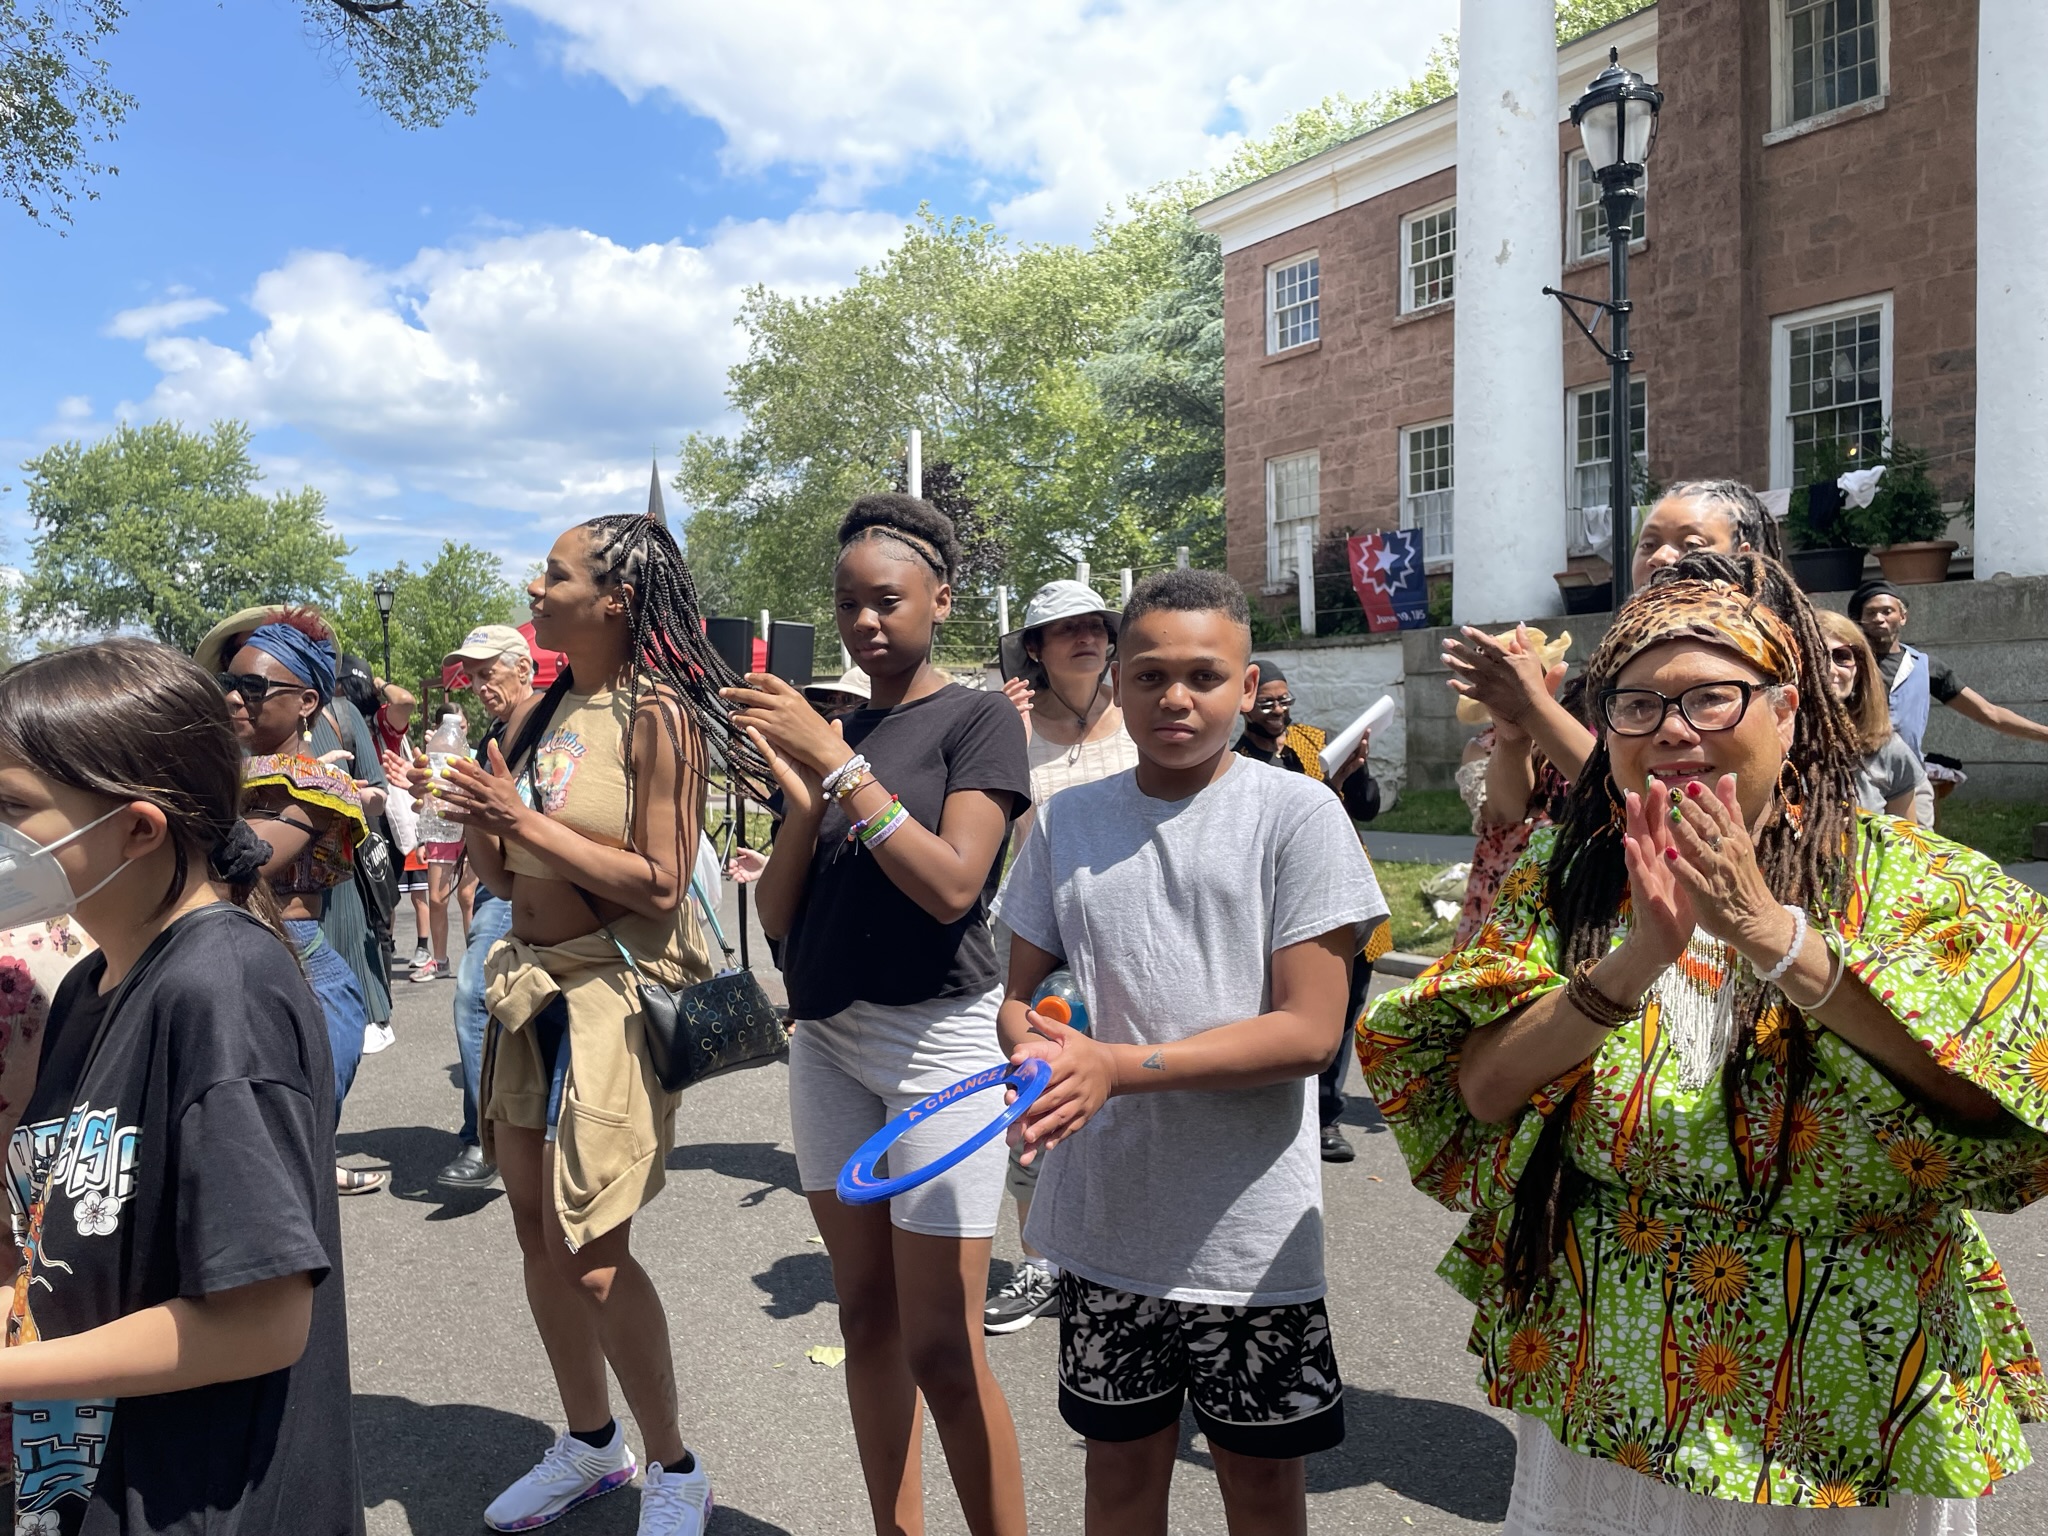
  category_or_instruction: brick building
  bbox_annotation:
[1194,0,1981,607]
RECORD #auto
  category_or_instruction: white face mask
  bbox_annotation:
[0,805,135,930]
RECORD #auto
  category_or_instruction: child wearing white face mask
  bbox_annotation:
[0,637,360,1536]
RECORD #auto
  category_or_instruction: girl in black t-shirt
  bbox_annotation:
[724,494,1030,1536]
[0,638,359,1535]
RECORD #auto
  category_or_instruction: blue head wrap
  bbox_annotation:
[242,623,337,704]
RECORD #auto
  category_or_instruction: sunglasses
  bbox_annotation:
[218,671,288,707]
[1253,696,1295,713]
[1827,646,1858,667]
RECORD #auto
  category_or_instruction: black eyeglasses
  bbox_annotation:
[1253,696,1294,714]
[1827,645,1858,667]
[1599,680,1760,737]
[218,672,283,707]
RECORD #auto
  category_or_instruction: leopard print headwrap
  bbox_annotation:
[1585,577,1801,692]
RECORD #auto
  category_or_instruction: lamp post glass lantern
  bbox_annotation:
[372,579,396,682]
[1547,47,1663,609]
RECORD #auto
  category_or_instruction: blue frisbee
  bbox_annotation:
[837,1057,1053,1206]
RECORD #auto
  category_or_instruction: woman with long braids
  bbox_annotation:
[0,639,358,1535]
[430,513,757,1536]
[1361,551,2048,1531]
[724,494,1029,1536]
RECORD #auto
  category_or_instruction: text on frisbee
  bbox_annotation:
[836,1056,1054,1206]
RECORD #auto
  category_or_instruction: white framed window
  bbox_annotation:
[1400,201,1456,314]
[1264,451,1320,585]
[1567,151,1647,262]
[1399,422,1454,571]
[1772,0,1887,130]
[1769,293,1893,488]
[1566,379,1648,556]
[1265,253,1320,354]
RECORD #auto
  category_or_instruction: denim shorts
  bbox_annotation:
[789,985,1008,1238]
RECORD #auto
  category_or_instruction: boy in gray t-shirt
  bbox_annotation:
[995,569,1385,1529]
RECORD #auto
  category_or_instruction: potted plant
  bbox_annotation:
[1783,437,1872,593]
[1863,432,1955,584]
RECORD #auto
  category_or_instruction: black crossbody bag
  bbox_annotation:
[509,676,787,1092]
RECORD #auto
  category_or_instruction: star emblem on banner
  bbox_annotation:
[1354,541,1391,598]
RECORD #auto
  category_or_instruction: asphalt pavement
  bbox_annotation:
[341,903,2048,1534]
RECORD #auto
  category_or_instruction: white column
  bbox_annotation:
[1452,0,1567,625]
[1975,0,2048,579]
[907,428,922,499]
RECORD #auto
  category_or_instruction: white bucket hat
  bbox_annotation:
[998,580,1121,682]
[802,667,872,707]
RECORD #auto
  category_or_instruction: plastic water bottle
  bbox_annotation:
[425,709,469,785]
[1030,969,1091,1036]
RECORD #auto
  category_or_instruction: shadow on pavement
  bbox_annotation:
[666,1141,802,1207]
[1173,1385,1512,1522]
[355,1393,796,1534]
[751,1250,837,1319]
[1339,1096,1390,1134]
[337,1124,502,1220]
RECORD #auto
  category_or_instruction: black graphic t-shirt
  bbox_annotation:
[6,907,363,1535]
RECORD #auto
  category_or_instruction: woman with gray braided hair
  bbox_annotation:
[1364,551,2048,1531]
[431,512,763,1536]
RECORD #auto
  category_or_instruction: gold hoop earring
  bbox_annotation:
[1777,759,1808,841]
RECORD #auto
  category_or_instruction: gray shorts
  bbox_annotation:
[789,985,1009,1238]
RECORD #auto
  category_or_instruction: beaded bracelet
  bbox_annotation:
[1757,903,1809,986]
[821,754,870,798]
[1565,957,1639,1030]
[831,767,875,804]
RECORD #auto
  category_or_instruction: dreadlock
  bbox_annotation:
[1659,479,1788,566]
[1503,550,1859,1302]
[508,515,772,827]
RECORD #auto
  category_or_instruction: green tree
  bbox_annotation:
[3,0,504,227]
[329,539,523,695]
[17,420,351,652]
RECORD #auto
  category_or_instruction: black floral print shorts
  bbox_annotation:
[1056,1271,1345,1459]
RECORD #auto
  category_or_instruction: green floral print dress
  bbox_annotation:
[1360,814,2048,1512]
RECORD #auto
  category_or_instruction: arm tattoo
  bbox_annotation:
[1141,1050,1165,1072]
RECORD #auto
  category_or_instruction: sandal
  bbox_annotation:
[336,1164,388,1196]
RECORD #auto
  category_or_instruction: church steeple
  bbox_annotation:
[646,453,668,527]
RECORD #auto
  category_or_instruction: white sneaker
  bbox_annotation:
[483,1426,637,1531]
[639,1459,713,1536]
[408,941,431,971]
[362,1022,396,1055]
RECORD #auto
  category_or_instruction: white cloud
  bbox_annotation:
[105,294,227,340]
[116,213,902,533]
[511,0,1458,235]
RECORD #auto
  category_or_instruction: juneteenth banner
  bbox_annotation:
[1346,528,1431,633]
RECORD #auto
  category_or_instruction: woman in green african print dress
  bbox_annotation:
[1363,552,2048,1535]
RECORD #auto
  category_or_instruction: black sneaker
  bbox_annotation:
[1319,1125,1356,1163]
[436,1145,500,1190]
[983,1264,1058,1335]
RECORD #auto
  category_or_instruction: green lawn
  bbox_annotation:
[1933,800,2048,866]
[1375,859,1465,959]
[1371,789,1470,836]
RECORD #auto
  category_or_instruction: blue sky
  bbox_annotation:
[0,0,1456,580]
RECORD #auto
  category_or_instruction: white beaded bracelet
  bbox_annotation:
[1757,903,1808,986]
[821,753,870,798]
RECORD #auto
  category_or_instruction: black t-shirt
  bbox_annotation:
[781,684,1030,1018]
[7,907,362,1536]
[1876,645,1962,703]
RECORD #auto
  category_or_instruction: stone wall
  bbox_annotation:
[1248,632,1409,798]
[1400,574,2048,802]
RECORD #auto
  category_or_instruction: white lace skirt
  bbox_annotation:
[1505,1416,1977,1536]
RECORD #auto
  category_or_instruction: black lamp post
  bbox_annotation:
[372,579,396,681]
[1545,47,1664,609]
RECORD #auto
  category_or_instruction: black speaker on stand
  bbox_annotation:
[706,615,757,968]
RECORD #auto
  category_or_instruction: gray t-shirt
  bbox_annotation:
[1857,731,1934,827]
[994,754,1387,1305]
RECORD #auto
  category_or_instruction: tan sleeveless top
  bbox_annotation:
[505,687,633,879]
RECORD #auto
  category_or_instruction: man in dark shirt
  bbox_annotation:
[1235,662,1386,1163]
[1851,580,2048,760]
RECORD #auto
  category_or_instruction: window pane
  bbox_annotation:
[1266,451,1321,581]
[1267,255,1321,352]
[1406,207,1456,309]
[1788,0,1879,123]
[1786,307,1884,482]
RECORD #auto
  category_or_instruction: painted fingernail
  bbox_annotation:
[1665,847,1678,862]
[1686,781,1703,799]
